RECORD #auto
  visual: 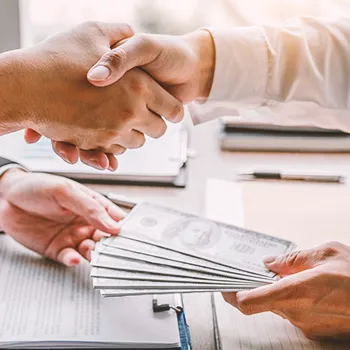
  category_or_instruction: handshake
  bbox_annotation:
[0,22,215,170]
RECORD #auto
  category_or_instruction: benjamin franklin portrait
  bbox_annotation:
[162,217,222,249]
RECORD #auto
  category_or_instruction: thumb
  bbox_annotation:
[263,249,319,276]
[87,34,161,87]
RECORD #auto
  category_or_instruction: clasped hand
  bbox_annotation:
[24,24,215,170]
[19,22,187,170]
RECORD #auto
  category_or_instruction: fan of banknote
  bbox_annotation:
[90,202,296,297]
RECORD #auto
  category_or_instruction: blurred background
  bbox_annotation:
[1,0,349,51]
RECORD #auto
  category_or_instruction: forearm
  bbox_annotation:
[0,49,30,135]
[191,17,350,127]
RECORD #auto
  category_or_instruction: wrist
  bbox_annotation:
[0,49,33,134]
[185,29,215,102]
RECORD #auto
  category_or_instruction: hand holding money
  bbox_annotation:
[0,170,125,266]
[222,242,350,341]
[90,202,296,297]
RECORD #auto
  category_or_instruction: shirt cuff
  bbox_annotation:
[189,26,269,124]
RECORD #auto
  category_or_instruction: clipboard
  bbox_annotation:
[0,234,190,349]
[0,124,189,188]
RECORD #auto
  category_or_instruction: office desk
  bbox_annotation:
[89,119,350,350]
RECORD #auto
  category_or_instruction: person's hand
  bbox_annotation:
[222,242,350,341]
[5,21,183,170]
[50,29,213,162]
[87,30,216,103]
[0,169,126,266]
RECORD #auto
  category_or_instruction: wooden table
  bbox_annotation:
[89,119,350,350]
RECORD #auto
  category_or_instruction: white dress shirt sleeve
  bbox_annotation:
[189,17,350,133]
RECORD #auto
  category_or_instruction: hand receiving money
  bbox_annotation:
[0,169,125,266]
[90,202,296,297]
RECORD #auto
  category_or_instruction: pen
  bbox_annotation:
[239,171,345,183]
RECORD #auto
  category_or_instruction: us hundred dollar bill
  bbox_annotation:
[118,202,296,277]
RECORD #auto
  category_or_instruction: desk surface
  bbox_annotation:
[89,120,350,350]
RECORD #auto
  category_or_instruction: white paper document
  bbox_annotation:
[0,236,180,349]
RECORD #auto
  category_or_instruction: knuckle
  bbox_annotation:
[129,77,147,96]
[103,48,128,67]
[103,130,122,143]
[318,241,344,259]
[86,206,101,218]
[81,20,102,33]
[119,109,136,124]
[279,251,302,268]
[52,181,70,199]
[60,235,75,250]
[120,23,134,37]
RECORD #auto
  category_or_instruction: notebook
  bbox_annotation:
[0,235,182,349]
[206,178,350,350]
[0,123,188,187]
[219,117,350,152]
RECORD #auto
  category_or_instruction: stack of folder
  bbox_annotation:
[219,117,350,152]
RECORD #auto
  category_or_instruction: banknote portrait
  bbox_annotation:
[162,217,222,249]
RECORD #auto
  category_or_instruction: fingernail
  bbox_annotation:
[68,257,81,266]
[60,153,73,164]
[90,161,104,170]
[88,65,111,81]
[263,255,277,265]
[103,215,119,229]
[93,165,104,170]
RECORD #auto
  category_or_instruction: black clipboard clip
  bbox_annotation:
[152,295,183,314]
